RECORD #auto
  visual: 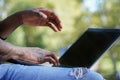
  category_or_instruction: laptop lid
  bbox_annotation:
[59,28,120,68]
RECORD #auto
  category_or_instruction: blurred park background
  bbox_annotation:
[0,0,120,79]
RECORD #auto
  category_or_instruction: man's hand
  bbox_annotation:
[11,47,60,66]
[20,8,62,32]
[0,39,60,66]
[0,8,62,39]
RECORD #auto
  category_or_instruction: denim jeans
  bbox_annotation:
[0,64,105,80]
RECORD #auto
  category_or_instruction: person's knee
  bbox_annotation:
[69,68,105,80]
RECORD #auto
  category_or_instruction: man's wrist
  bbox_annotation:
[0,37,6,40]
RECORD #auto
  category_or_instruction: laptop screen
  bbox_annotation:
[59,28,120,68]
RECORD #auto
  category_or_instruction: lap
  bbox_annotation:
[0,64,104,80]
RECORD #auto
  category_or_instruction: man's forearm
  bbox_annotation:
[0,38,22,61]
[0,12,22,39]
[0,38,14,61]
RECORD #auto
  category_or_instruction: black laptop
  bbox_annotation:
[8,28,120,68]
[59,28,120,68]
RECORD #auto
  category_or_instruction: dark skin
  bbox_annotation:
[0,8,62,66]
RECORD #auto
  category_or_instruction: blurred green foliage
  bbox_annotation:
[0,0,120,79]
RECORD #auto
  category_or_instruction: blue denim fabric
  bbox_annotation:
[80,69,105,80]
[0,64,105,80]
